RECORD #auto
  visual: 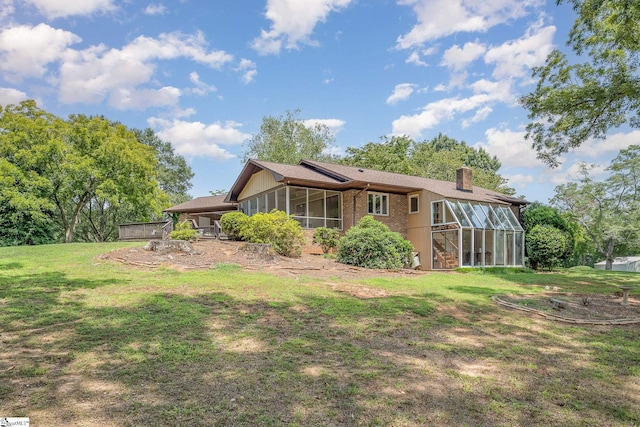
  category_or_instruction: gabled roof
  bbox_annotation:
[164,194,237,214]
[225,158,527,206]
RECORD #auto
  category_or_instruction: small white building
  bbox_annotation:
[594,257,640,273]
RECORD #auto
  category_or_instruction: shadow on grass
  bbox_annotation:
[0,261,23,271]
[1,273,640,426]
[469,268,640,296]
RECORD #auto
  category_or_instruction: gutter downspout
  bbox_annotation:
[352,183,370,228]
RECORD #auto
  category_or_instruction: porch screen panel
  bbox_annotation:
[276,188,287,213]
[326,191,342,229]
[308,189,325,228]
[267,191,276,212]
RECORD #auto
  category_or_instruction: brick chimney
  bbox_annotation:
[456,166,473,192]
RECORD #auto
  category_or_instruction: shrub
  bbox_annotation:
[526,224,568,271]
[240,210,305,257]
[168,220,199,241]
[337,216,413,270]
[312,227,340,254]
[220,211,249,240]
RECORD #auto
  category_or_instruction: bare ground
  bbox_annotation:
[99,239,429,283]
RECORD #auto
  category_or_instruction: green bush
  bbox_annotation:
[337,216,413,270]
[312,227,340,254]
[240,210,305,257]
[526,224,568,271]
[220,211,249,240]
[168,220,199,241]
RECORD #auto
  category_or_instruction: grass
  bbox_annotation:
[1,243,640,426]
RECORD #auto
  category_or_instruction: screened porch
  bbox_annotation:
[431,200,524,270]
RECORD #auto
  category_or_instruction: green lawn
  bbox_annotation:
[1,243,639,426]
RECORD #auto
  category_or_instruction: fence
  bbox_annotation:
[118,221,173,241]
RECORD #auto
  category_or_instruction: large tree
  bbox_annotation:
[341,136,414,175]
[133,128,194,205]
[341,133,514,195]
[551,146,640,269]
[242,109,335,164]
[0,101,168,244]
[520,0,640,166]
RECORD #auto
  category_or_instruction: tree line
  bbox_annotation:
[0,100,193,246]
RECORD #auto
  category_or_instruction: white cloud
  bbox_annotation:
[58,31,233,106]
[0,87,28,105]
[406,51,428,67]
[148,117,251,160]
[392,79,513,137]
[0,23,80,81]
[574,130,640,158]
[0,0,14,22]
[251,0,353,55]
[188,71,217,96]
[235,59,257,84]
[144,3,167,15]
[441,41,486,71]
[386,83,416,105]
[109,86,181,110]
[503,173,535,188]
[396,0,540,49]
[24,0,116,19]
[484,21,555,79]
[548,162,608,186]
[480,127,544,169]
[302,118,345,135]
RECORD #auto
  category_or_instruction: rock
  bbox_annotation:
[143,240,201,254]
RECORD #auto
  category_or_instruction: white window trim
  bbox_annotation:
[368,192,389,216]
[409,194,419,214]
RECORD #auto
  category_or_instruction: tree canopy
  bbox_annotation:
[0,101,173,245]
[341,133,515,195]
[242,109,335,164]
[133,128,194,206]
[520,0,640,167]
[551,146,640,269]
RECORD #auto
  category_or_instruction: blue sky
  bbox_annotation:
[1,0,637,203]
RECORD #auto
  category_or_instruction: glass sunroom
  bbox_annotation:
[431,200,524,270]
[238,186,343,229]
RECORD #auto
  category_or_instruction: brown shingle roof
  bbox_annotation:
[225,158,526,206]
[301,159,526,205]
[164,195,237,213]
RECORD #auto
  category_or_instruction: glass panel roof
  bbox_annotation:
[445,200,470,227]
[495,207,515,230]
[484,205,508,230]
[500,206,524,231]
[459,201,483,228]
[438,200,524,232]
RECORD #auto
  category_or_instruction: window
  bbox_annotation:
[368,192,389,215]
[433,201,443,224]
[409,195,419,213]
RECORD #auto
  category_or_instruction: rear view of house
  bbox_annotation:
[221,159,526,270]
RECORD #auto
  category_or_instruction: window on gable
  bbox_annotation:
[409,195,419,214]
[368,192,389,216]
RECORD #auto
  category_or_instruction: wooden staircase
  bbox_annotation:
[433,239,458,269]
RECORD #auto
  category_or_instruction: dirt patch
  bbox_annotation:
[498,293,640,323]
[99,239,429,283]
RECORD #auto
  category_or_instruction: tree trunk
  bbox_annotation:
[604,238,615,270]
